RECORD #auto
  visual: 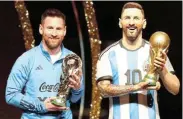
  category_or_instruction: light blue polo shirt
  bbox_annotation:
[5,42,84,119]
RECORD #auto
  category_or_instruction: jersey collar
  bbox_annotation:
[39,42,69,62]
[119,38,146,51]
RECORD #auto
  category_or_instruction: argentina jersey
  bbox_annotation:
[96,39,174,119]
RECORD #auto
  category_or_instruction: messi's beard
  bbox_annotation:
[45,38,62,50]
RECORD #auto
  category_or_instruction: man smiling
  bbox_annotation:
[5,8,84,119]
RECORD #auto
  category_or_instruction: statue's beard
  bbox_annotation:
[124,27,142,42]
[127,36,137,42]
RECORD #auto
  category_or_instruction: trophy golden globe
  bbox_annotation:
[143,31,170,86]
[51,54,82,107]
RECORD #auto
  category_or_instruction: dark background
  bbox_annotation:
[0,1,181,119]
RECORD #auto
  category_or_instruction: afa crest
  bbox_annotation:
[143,60,150,72]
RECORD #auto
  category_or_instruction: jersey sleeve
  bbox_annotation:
[96,53,113,82]
[165,57,175,73]
[5,54,48,113]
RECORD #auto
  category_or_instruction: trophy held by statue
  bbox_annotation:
[51,54,82,107]
[143,31,170,86]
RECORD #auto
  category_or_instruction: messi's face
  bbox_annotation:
[39,17,66,50]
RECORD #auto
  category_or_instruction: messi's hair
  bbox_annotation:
[41,8,66,25]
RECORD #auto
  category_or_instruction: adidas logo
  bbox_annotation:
[35,65,43,70]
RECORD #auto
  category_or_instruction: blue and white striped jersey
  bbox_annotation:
[96,39,174,119]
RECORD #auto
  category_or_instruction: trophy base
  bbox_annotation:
[142,74,157,86]
[51,96,66,107]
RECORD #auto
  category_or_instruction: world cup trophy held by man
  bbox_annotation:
[51,54,82,107]
[143,31,170,86]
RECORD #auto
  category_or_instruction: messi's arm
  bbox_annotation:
[70,74,84,103]
[5,55,47,113]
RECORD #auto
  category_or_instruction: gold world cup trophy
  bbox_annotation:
[143,31,170,86]
[51,54,82,107]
